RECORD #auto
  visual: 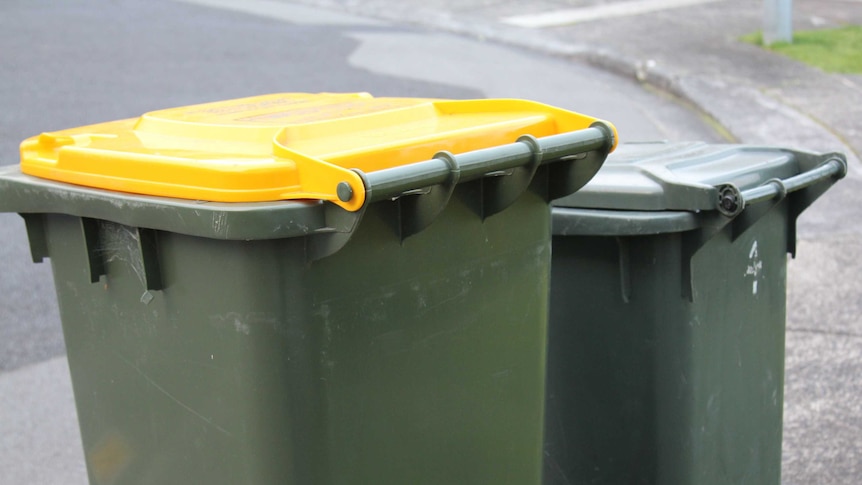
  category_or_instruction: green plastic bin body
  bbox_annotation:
[0,121,614,483]
[43,193,545,485]
[544,142,846,485]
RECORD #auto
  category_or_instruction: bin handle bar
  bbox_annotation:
[360,123,615,203]
[716,157,847,217]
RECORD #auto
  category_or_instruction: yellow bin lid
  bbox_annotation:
[20,93,617,211]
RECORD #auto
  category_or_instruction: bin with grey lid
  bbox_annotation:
[544,141,846,485]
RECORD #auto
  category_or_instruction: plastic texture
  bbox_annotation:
[20,92,617,211]
[544,141,845,485]
[37,192,554,485]
[553,141,845,214]
[0,94,618,485]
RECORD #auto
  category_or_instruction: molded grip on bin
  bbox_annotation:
[21,213,49,263]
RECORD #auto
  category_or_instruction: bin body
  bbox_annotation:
[43,190,549,484]
[544,142,845,485]
[1,93,616,485]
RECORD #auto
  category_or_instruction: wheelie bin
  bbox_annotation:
[544,141,846,485]
[0,93,617,485]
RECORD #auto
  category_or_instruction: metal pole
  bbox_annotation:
[763,0,793,45]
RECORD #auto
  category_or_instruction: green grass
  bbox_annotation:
[741,26,862,74]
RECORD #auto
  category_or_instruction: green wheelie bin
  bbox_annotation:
[0,93,617,485]
[544,141,846,485]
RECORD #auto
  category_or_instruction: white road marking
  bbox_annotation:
[171,0,382,26]
[501,0,725,28]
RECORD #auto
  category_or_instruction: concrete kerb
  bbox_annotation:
[377,10,736,137]
[409,16,743,144]
[427,21,858,162]
[287,0,859,164]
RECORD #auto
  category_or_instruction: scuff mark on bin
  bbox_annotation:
[212,212,228,235]
[234,316,251,335]
[315,303,333,343]
[416,285,470,317]
[113,350,233,437]
[208,312,280,336]
[98,222,148,290]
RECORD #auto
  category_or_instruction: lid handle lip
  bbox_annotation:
[360,125,615,207]
[717,156,847,216]
[272,136,368,211]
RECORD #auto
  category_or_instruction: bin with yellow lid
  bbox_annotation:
[0,93,615,485]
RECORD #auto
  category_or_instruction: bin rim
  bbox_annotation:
[553,207,700,236]
[0,166,325,241]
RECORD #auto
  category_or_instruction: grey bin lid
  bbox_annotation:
[557,142,801,211]
[552,141,846,236]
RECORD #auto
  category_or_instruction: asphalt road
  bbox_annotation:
[0,0,724,483]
